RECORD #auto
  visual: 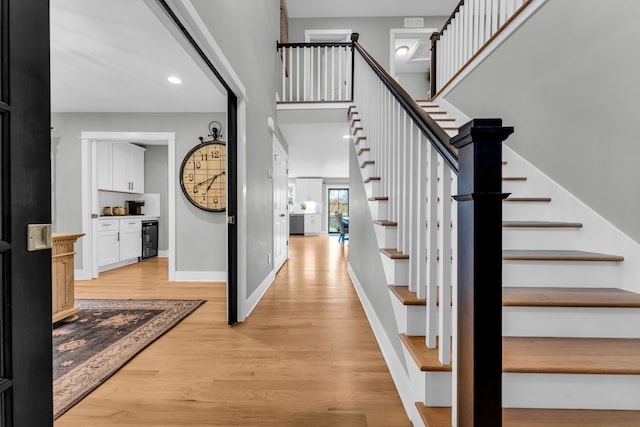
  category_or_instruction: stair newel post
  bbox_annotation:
[451,119,513,427]
[430,32,439,97]
[350,33,359,101]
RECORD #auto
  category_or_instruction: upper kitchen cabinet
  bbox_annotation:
[295,178,322,205]
[97,142,145,193]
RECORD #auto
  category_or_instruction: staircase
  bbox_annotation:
[348,100,640,426]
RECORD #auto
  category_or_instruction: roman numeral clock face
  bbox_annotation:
[180,141,227,212]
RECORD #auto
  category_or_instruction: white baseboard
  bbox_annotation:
[174,270,226,282]
[347,264,420,426]
[74,269,91,281]
[158,250,169,258]
[240,270,276,321]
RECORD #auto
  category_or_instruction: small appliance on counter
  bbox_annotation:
[125,200,145,215]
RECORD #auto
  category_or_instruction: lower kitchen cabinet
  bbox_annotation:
[304,213,322,235]
[119,219,142,260]
[97,218,142,269]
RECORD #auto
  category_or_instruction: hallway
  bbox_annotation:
[56,235,410,427]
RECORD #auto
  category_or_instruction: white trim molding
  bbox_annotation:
[240,270,276,321]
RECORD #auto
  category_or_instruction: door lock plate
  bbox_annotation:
[27,224,52,251]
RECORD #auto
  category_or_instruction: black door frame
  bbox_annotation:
[6,0,54,424]
[156,0,239,324]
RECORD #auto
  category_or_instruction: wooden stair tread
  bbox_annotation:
[504,197,552,202]
[363,176,380,183]
[373,220,397,226]
[433,117,456,122]
[405,335,640,375]
[368,196,388,201]
[354,136,366,145]
[399,334,451,372]
[388,285,425,306]
[380,248,409,260]
[360,160,374,168]
[426,110,447,115]
[504,337,640,375]
[503,176,527,181]
[503,220,583,228]
[503,287,640,308]
[357,147,370,155]
[416,405,640,427]
[503,249,624,262]
[442,126,458,131]
[351,127,363,135]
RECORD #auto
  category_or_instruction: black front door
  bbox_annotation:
[2,0,53,424]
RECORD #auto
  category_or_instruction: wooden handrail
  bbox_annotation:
[351,37,459,172]
[437,0,465,38]
[277,42,352,49]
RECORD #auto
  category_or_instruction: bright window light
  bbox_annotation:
[167,76,182,84]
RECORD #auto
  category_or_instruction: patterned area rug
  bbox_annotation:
[53,299,205,419]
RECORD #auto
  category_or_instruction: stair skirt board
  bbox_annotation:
[346,265,422,426]
[503,261,620,287]
[364,179,381,198]
[502,373,640,410]
[503,306,640,338]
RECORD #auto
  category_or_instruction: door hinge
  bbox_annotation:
[227,215,236,225]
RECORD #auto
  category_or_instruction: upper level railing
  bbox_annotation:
[430,0,533,97]
[277,42,353,103]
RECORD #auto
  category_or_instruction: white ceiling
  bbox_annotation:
[278,109,350,178]
[285,0,459,18]
[51,0,227,113]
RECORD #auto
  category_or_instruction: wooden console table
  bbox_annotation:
[52,233,84,323]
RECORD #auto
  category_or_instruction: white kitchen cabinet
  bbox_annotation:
[118,219,142,261]
[97,220,119,267]
[97,142,145,194]
[96,142,113,190]
[304,213,322,235]
[97,219,142,269]
[295,178,322,206]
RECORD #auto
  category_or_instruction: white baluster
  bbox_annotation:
[425,141,438,349]
[492,0,499,35]
[438,161,452,365]
[338,47,343,100]
[499,0,508,27]
[479,0,486,48]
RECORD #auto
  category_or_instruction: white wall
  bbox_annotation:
[444,0,640,244]
[51,112,226,273]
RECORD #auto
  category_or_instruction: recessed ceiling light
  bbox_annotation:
[342,134,351,139]
[395,45,410,57]
[167,76,182,84]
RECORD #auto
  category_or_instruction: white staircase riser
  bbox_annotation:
[361,163,376,175]
[401,346,452,407]
[502,228,582,250]
[502,203,552,221]
[503,373,640,410]
[364,180,381,199]
[503,306,640,338]
[357,150,371,162]
[374,223,397,249]
[368,199,388,219]
[380,255,409,284]
[503,261,620,287]
[390,294,427,336]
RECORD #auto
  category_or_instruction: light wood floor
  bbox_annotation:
[55,235,411,427]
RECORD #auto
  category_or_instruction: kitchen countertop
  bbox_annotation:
[98,215,159,220]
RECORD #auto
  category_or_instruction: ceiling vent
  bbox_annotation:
[404,17,424,28]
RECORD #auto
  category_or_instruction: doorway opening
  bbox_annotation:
[328,188,349,234]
